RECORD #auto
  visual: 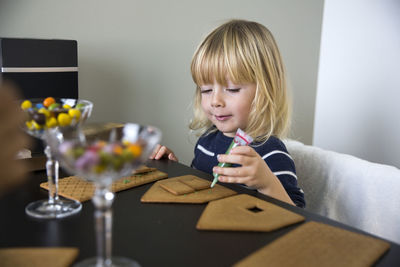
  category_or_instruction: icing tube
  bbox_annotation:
[211,128,253,187]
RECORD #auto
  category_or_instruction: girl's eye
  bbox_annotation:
[200,89,212,94]
[226,88,241,93]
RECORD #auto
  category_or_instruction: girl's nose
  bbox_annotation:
[211,90,224,107]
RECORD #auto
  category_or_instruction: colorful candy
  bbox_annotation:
[46,117,58,128]
[68,108,81,120]
[21,97,90,132]
[21,100,32,110]
[43,97,56,108]
[57,113,72,127]
[61,140,144,174]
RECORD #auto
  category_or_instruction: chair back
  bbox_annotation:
[284,139,400,244]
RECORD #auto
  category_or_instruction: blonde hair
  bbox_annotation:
[189,19,291,143]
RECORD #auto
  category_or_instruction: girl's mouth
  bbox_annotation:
[215,115,231,121]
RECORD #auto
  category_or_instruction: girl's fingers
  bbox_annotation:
[213,165,248,178]
[217,174,249,185]
[155,146,167,159]
[168,153,178,162]
[217,146,257,164]
[231,145,253,153]
[149,144,162,159]
[217,153,249,166]
[149,145,177,161]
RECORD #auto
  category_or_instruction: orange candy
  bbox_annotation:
[113,145,123,155]
[43,97,56,108]
[96,141,107,148]
[128,144,142,157]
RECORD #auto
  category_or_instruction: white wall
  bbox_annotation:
[314,0,400,167]
[0,0,324,165]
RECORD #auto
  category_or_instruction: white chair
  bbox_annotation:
[284,139,400,244]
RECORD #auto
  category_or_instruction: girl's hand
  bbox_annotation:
[213,146,270,189]
[213,146,294,205]
[149,144,178,161]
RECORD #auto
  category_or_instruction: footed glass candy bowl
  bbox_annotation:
[21,97,92,138]
[49,123,161,267]
[21,97,93,219]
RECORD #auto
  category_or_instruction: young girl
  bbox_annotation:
[150,19,305,208]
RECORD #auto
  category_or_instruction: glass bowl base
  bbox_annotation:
[25,199,82,219]
[74,256,141,267]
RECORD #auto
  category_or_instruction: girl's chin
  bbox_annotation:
[222,132,236,137]
[210,119,239,136]
[214,126,237,137]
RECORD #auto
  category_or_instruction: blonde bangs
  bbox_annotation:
[191,26,255,87]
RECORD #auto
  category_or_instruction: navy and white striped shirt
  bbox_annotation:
[191,130,305,208]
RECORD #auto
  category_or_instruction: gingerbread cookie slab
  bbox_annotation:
[141,175,237,204]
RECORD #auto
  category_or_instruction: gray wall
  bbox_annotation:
[314,0,400,167]
[0,0,324,165]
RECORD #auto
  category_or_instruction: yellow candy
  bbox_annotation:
[21,100,32,110]
[32,121,43,130]
[25,121,33,130]
[46,117,58,128]
[38,108,51,118]
[122,140,130,146]
[57,113,72,127]
[68,108,81,120]
[94,164,106,174]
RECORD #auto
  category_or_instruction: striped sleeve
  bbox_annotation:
[258,144,306,208]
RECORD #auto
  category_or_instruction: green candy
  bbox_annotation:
[121,149,134,161]
[73,147,85,158]
[48,103,61,110]
[75,103,85,109]
[112,156,123,171]
[99,151,112,165]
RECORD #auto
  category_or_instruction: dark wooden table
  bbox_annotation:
[1,159,399,266]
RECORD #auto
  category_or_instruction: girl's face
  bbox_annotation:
[200,79,256,137]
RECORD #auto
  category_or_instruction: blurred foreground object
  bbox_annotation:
[0,83,30,196]
[16,148,31,159]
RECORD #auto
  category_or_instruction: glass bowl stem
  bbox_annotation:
[44,145,60,204]
[92,184,115,266]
